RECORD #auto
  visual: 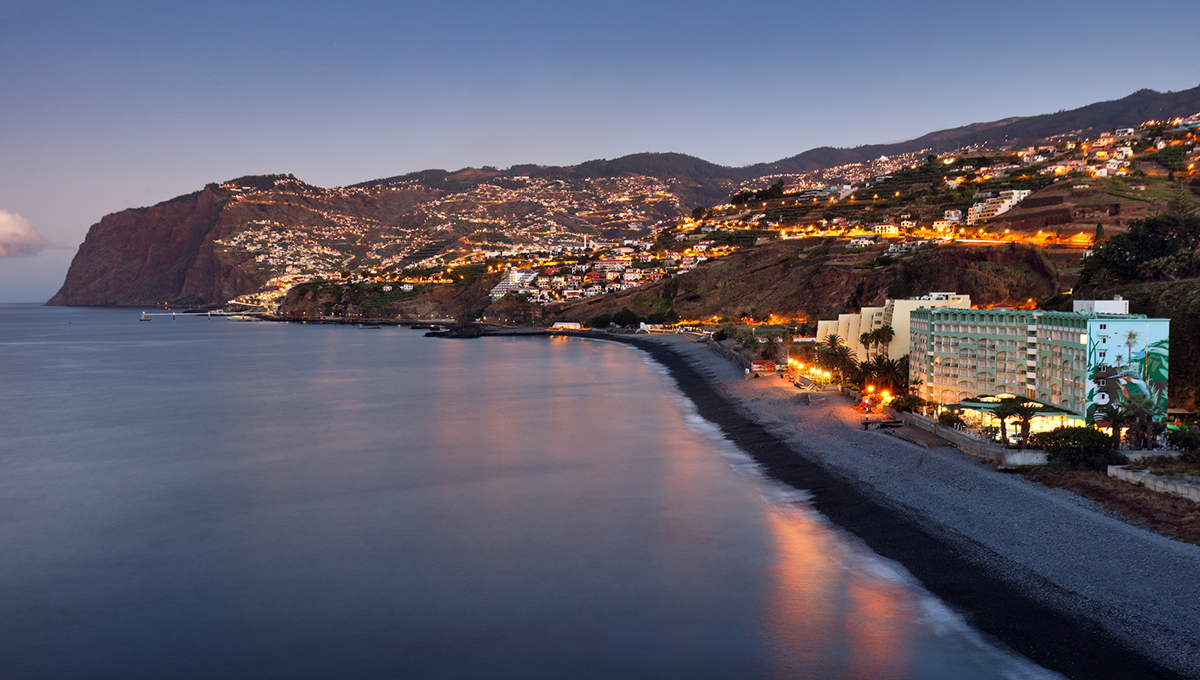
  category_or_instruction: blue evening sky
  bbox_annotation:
[1,0,1197,301]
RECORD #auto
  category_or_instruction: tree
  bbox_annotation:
[859,331,877,358]
[691,206,707,220]
[1101,401,1130,448]
[992,400,1020,446]
[1120,392,1157,450]
[992,398,1041,448]
[612,308,639,328]
[862,355,908,392]
[1010,401,1041,449]
[875,325,895,357]
[821,344,857,384]
[588,313,613,328]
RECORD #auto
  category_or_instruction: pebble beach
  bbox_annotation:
[621,333,1200,680]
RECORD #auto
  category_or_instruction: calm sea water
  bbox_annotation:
[0,305,1052,679]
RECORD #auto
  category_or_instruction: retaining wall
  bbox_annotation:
[1108,466,1200,503]
[901,413,1048,465]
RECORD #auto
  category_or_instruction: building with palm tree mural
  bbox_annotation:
[907,300,1169,424]
[1085,316,1169,424]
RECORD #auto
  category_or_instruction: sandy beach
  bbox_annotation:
[614,333,1200,680]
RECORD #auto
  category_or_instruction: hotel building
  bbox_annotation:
[908,299,1169,424]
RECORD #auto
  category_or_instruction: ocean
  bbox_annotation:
[0,305,1053,679]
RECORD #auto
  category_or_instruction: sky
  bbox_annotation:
[1,0,1197,302]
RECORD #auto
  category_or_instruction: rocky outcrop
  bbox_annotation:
[47,186,267,306]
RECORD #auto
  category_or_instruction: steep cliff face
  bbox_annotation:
[47,187,267,306]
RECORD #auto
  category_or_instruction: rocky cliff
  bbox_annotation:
[47,186,268,306]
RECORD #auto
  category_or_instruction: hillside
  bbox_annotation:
[48,172,683,306]
[755,85,1200,174]
[539,241,1060,325]
[49,85,1198,308]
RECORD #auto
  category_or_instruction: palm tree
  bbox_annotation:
[863,355,908,392]
[1120,392,1157,449]
[992,400,1020,447]
[992,398,1041,448]
[860,330,877,358]
[875,325,895,359]
[822,333,843,351]
[819,343,857,385]
[1100,401,1129,448]
[1010,400,1041,449]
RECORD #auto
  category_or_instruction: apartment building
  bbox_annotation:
[815,292,970,362]
[908,303,1169,424]
[966,189,1031,225]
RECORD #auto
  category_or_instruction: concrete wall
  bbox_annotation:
[1109,466,1200,503]
[902,413,1047,465]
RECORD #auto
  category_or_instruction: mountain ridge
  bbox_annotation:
[350,84,1200,200]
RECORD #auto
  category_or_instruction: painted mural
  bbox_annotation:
[1084,318,1169,425]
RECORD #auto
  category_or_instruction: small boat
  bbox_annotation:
[139,313,152,322]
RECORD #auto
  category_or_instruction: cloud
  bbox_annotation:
[0,211,50,257]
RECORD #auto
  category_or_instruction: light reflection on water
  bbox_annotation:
[0,306,1053,679]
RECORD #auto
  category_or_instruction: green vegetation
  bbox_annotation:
[1079,213,1200,284]
[889,394,926,413]
[730,179,785,205]
[1142,146,1189,171]
[1028,427,1126,471]
[361,283,420,311]
[938,410,966,428]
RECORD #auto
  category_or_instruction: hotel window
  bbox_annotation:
[1099,351,1106,358]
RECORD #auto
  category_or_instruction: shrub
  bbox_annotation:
[890,394,925,413]
[587,313,613,328]
[1035,426,1128,471]
[938,411,966,428]
[612,308,640,328]
[1167,428,1200,453]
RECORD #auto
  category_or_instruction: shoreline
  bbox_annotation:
[600,333,1197,680]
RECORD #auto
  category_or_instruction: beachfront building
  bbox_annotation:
[908,302,1169,424]
[489,269,539,301]
[816,293,970,362]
